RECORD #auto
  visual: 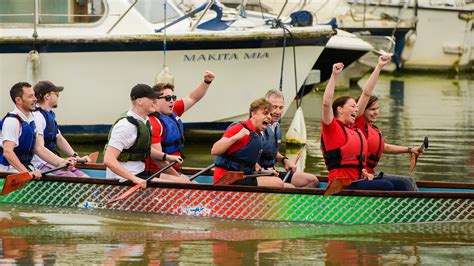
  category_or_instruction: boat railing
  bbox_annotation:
[107,0,137,34]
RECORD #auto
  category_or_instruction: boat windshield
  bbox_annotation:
[130,0,181,24]
[0,0,105,24]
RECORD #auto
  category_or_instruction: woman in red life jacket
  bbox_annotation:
[321,61,407,191]
[355,95,423,191]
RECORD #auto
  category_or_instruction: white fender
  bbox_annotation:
[285,106,307,144]
[155,66,174,84]
[26,50,41,84]
[401,30,417,62]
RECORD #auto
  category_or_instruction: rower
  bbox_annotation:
[145,70,215,181]
[320,61,407,191]
[32,80,90,177]
[103,84,180,187]
[0,82,74,178]
[211,98,288,187]
[355,93,422,191]
[258,89,318,188]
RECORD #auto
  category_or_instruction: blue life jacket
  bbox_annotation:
[35,107,58,151]
[258,123,282,168]
[214,122,263,175]
[154,112,185,154]
[0,113,36,166]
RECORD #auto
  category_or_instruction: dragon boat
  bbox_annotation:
[0,164,473,225]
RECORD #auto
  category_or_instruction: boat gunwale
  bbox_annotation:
[0,29,336,43]
[1,168,473,200]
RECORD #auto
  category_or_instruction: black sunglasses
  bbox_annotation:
[158,95,177,102]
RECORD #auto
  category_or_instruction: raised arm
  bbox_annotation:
[322,63,344,125]
[182,71,215,112]
[356,55,391,116]
[211,127,249,155]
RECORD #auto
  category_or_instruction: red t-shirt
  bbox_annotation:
[213,119,256,183]
[321,118,363,182]
[145,99,185,171]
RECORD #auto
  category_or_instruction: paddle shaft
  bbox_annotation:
[40,164,70,175]
[245,173,274,178]
[189,163,215,181]
[146,161,177,183]
[282,145,306,183]
[107,161,178,204]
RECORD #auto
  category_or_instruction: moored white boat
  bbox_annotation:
[0,0,334,134]
[346,0,473,72]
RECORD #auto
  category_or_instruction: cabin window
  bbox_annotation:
[131,0,181,23]
[0,0,105,24]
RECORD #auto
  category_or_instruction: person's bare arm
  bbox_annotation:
[104,146,146,188]
[322,63,344,125]
[356,55,391,116]
[181,71,215,111]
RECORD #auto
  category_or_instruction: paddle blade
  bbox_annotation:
[409,154,419,176]
[423,136,429,150]
[323,178,352,196]
[1,172,33,196]
[107,184,141,204]
[88,152,99,164]
[214,171,244,186]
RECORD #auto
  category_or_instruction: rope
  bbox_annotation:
[163,0,168,67]
[278,26,287,92]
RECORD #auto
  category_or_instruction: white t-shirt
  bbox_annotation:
[31,107,61,167]
[105,110,149,181]
[0,107,36,172]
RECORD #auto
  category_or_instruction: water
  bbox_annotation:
[1,74,473,264]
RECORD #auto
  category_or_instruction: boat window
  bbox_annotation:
[130,0,180,23]
[0,0,105,24]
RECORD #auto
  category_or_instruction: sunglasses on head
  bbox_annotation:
[159,95,177,102]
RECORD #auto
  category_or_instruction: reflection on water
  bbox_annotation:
[0,205,473,264]
[28,75,474,264]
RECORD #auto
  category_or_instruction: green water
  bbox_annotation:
[1,74,473,264]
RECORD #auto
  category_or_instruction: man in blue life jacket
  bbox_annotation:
[0,82,73,177]
[145,71,215,177]
[32,81,90,176]
[258,89,319,188]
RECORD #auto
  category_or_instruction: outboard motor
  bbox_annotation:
[289,10,313,27]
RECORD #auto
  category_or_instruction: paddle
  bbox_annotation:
[214,171,274,186]
[107,161,177,204]
[1,164,69,196]
[282,144,306,183]
[323,177,352,197]
[409,136,429,176]
[189,163,215,181]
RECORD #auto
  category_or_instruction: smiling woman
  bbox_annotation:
[320,57,408,192]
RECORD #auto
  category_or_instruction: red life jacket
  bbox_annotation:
[321,120,367,179]
[364,123,385,173]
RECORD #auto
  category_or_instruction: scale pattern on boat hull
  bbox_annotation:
[0,180,472,224]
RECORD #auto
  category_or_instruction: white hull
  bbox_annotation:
[1,45,324,128]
